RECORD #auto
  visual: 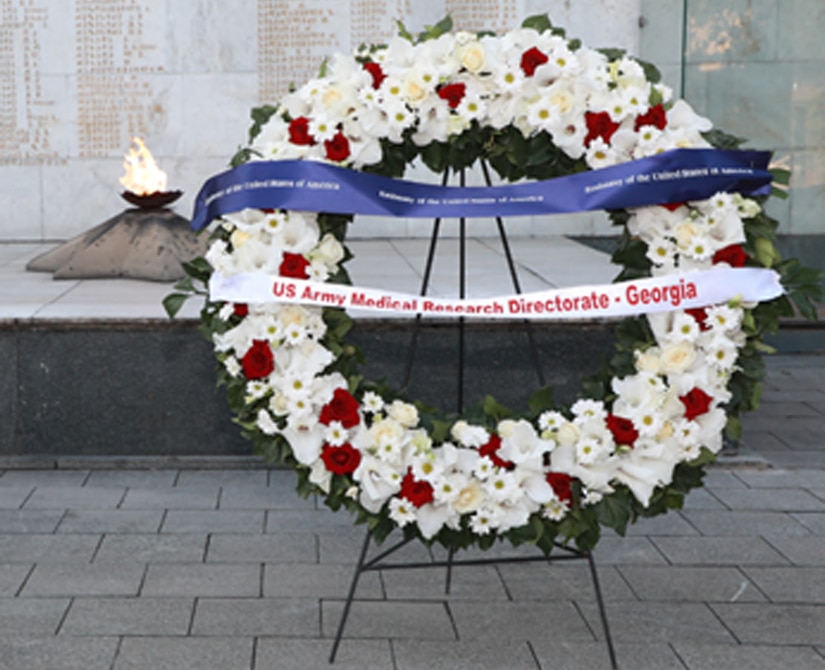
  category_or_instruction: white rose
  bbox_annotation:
[313,232,345,266]
[556,422,579,448]
[388,400,419,428]
[635,348,662,374]
[660,341,697,375]
[456,40,486,73]
[452,480,485,514]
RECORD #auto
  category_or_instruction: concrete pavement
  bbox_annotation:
[0,353,824,670]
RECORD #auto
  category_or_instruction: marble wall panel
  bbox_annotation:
[0,166,43,240]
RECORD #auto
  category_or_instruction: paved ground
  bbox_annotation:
[0,353,823,669]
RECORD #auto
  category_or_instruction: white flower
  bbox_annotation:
[451,420,489,448]
[324,421,349,447]
[387,400,419,428]
[361,391,384,414]
[389,497,417,527]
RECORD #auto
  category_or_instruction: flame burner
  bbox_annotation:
[25,138,207,282]
[121,189,183,210]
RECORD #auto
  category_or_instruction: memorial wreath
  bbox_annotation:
[167,16,820,554]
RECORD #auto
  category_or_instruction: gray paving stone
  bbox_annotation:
[254,638,393,670]
[673,642,825,670]
[0,533,99,563]
[702,470,750,489]
[177,469,269,488]
[206,533,317,563]
[0,487,33,509]
[393,640,541,670]
[380,564,508,601]
[758,451,825,469]
[23,486,125,510]
[119,486,219,509]
[22,563,145,596]
[219,484,316,510]
[191,597,319,636]
[113,637,254,670]
[0,598,70,635]
[710,487,825,511]
[651,536,790,566]
[0,565,31,597]
[93,533,208,563]
[448,600,592,642]
[624,511,699,536]
[734,469,825,489]
[0,636,118,670]
[793,512,825,534]
[578,601,737,644]
[84,470,178,488]
[61,597,194,635]
[710,603,825,644]
[681,487,727,510]
[497,562,636,602]
[322,600,456,640]
[617,566,766,603]
[764,535,825,566]
[161,509,265,534]
[750,401,823,417]
[142,563,261,597]
[266,507,356,533]
[531,640,685,670]
[57,509,163,533]
[589,535,669,565]
[317,529,439,565]
[0,509,63,532]
[0,471,88,487]
[681,510,811,536]
[740,429,793,452]
[263,563,383,599]
[742,567,825,603]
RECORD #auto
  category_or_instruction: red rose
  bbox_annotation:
[661,202,686,212]
[546,472,574,504]
[363,61,386,89]
[685,307,711,331]
[520,46,549,76]
[241,339,274,379]
[634,104,667,131]
[713,244,748,268]
[288,117,315,145]
[679,387,713,421]
[321,442,362,475]
[478,434,514,470]
[437,82,466,109]
[606,413,639,447]
[400,468,434,508]
[233,303,249,317]
[319,388,361,428]
[279,252,310,279]
[324,131,351,162]
[584,111,621,147]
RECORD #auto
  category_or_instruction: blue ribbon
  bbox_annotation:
[190,148,773,231]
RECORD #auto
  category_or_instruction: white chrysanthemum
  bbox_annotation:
[361,391,384,414]
[389,497,417,527]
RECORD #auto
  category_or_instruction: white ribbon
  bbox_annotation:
[209,267,783,321]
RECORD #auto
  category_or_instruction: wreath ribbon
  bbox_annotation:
[210,267,783,321]
[191,148,772,231]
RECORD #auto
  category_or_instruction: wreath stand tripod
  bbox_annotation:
[329,162,619,669]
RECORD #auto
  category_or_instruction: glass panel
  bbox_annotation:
[640,0,825,246]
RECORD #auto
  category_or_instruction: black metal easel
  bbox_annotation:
[329,161,618,669]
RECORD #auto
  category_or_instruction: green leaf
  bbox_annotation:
[528,387,554,416]
[162,293,190,318]
[418,16,453,42]
[521,14,553,34]
[318,57,329,78]
[483,395,512,423]
[395,20,414,43]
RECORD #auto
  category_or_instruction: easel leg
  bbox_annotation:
[586,551,619,669]
[329,528,373,663]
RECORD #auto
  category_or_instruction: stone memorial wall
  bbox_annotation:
[1,0,642,242]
